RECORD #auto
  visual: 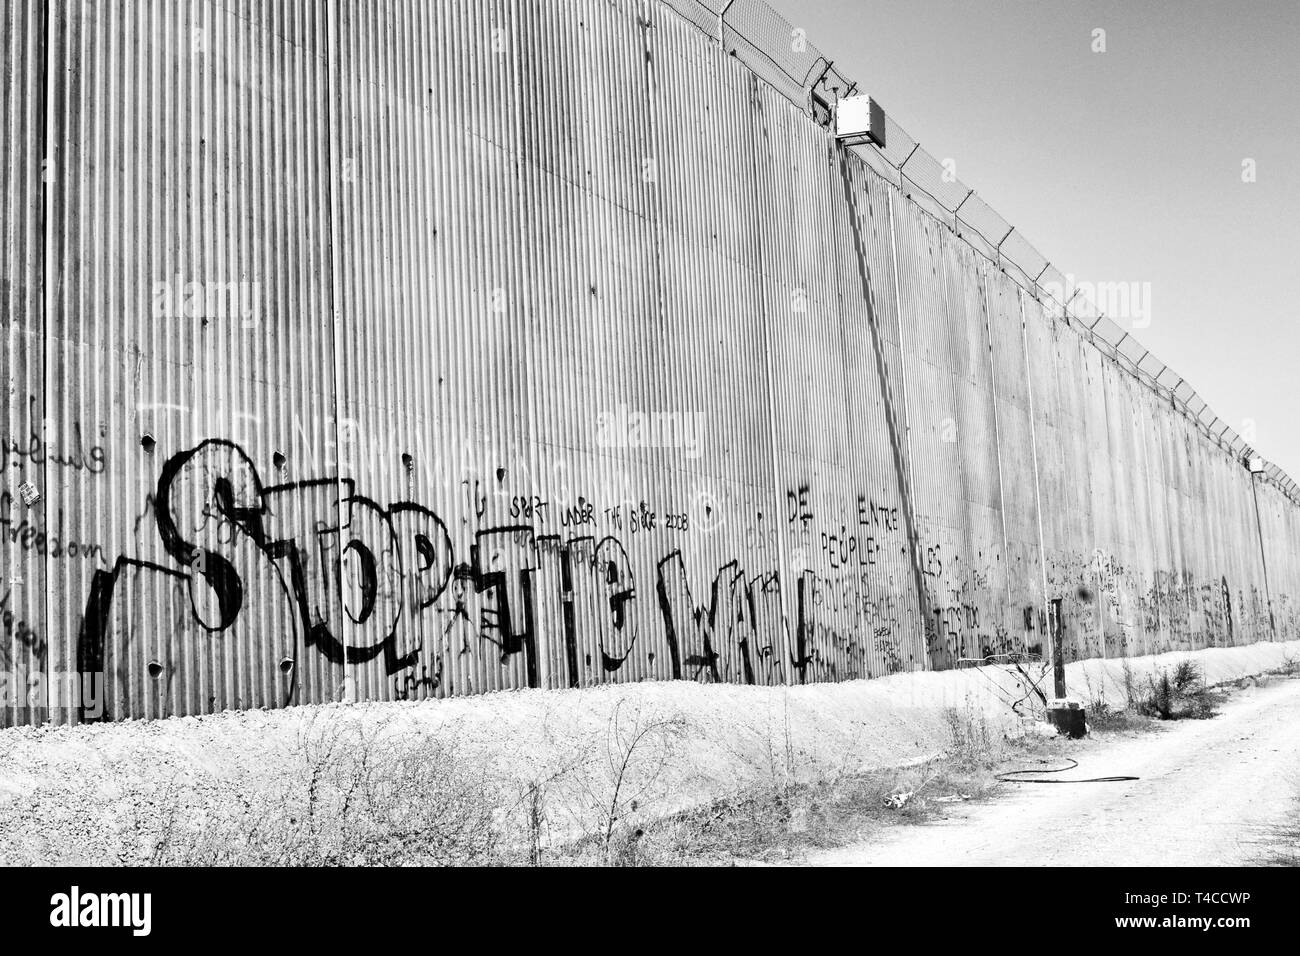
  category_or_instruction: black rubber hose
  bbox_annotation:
[996,758,1139,784]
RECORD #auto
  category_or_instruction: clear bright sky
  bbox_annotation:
[765,0,1300,480]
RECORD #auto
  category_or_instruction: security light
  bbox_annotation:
[835,94,887,148]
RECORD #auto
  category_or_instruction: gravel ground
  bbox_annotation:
[809,673,1300,866]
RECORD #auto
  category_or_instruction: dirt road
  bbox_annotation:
[810,676,1300,866]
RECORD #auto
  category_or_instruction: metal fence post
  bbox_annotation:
[718,0,736,49]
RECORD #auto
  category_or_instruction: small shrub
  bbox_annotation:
[1267,654,1300,678]
[1137,672,1175,720]
[1134,663,1220,722]
[1171,660,1202,693]
[1120,659,1138,707]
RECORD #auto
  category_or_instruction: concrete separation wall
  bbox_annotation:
[2,0,1297,727]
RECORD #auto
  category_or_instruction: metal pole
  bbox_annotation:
[40,0,56,722]
[885,189,929,668]
[1249,473,1278,639]
[323,0,354,704]
[980,271,1015,651]
[1019,293,1053,670]
[718,0,736,50]
[1052,600,1067,700]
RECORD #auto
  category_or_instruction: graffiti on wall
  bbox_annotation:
[74,440,934,716]
[0,423,1283,721]
[0,426,1288,721]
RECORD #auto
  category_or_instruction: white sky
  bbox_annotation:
[766,0,1300,480]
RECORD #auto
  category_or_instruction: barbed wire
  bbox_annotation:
[660,0,1299,504]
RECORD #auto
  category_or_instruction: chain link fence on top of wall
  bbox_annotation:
[661,0,1300,505]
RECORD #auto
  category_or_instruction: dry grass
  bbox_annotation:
[1085,701,1157,733]
[135,715,503,866]
[1083,660,1226,733]
[1266,653,1300,679]
[1257,772,1300,868]
[537,700,691,866]
[1255,668,1300,868]
[0,713,506,866]
[1260,824,1300,867]
[540,703,1069,866]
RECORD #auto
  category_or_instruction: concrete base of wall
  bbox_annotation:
[2,640,1296,860]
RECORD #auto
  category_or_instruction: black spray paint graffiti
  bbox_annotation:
[63,441,1280,719]
[79,441,465,710]
[1,585,45,670]
[78,441,842,714]
[1,490,106,564]
[1,395,109,476]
